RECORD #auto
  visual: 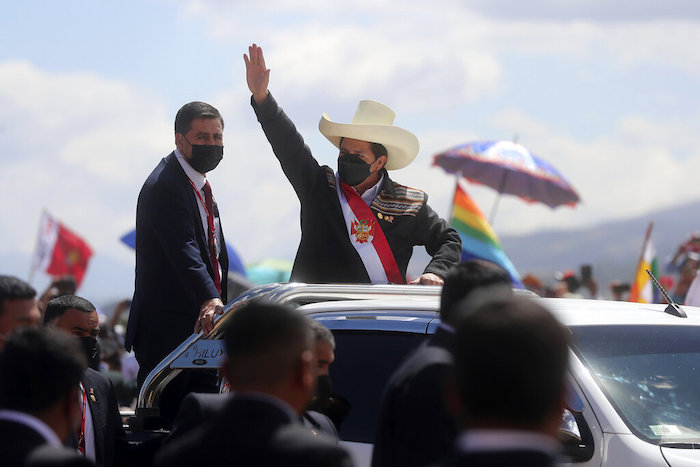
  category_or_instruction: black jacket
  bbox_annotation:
[125,152,228,377]
[81,368,126,467]
[372,327,458,467]
[252,94,461,283]
[154,395,353,467]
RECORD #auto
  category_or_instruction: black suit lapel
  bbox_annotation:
[165,153,218,276]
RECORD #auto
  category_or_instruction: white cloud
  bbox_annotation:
[0,61,171,259]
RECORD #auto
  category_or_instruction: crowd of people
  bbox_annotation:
[2,41,697,466]
[518,230,700,304]
[1,258,570,467]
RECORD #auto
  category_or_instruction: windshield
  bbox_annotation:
[570,325,700,446]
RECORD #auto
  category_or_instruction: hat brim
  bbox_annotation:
[319,114,419,170]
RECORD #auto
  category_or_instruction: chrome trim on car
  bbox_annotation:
[137,282,442,412]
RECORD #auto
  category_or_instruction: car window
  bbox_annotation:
[327,330,428,443]
[569,325,700,445]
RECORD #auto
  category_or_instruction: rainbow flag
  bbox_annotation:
[451,180,522,287]
[629,222,659,303]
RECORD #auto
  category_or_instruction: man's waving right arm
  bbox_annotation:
[245,43,323,197]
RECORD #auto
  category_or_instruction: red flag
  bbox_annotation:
[32,211,93,287]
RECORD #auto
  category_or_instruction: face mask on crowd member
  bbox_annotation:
[176,117,225,174]
[44,295,102,371]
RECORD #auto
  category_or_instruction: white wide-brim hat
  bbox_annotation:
[318,100,419,171]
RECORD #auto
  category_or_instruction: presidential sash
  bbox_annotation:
[336,178,405,284]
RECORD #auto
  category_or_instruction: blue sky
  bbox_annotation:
[2,0,700,306]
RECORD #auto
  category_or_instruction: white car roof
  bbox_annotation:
[299,295,700,328]
[541,297,700,327]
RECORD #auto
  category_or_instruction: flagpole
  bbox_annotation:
[629,221,654,302]
[27,208,46,285]
[638,221,654,267]
[447,172,462,221]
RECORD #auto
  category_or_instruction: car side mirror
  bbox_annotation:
[560,408,582,443]
[559,407,594,463]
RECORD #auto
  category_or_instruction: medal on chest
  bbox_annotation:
[351,218,375,244]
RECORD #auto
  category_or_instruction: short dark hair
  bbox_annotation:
[454,296,569,427]
[0,327,86,413]
[0,275,36,317]
[223,301,312,387]
[308,318,335,350]
[44,295,96,325]
[174,101,224,135]
[439,260,512,325]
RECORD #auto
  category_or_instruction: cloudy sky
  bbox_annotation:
[2,0,700,304]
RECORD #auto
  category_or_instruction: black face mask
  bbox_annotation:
[338,153,374,186]
[184,136,223,174]
[78,336,100,370]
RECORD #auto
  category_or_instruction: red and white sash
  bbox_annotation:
[336,178,404,284]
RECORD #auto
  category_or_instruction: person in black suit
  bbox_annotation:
[162,318,340,446]
[432,295,569,467]
[44,296,125,467]
[124,101,229,421]
[154,302,353,467]
[0,327,94,467]
[372,260,512,467]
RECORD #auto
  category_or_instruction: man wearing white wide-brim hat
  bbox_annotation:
[244,44,461,285]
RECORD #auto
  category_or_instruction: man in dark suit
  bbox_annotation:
[432,295,569,467]
[162,318,339,445]
[154,302,353,467]
[0,327,94,466]
[44,296,125,467]
[124,101,229,421]
[372,260,512,467]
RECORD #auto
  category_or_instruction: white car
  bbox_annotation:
[129,283,700,466]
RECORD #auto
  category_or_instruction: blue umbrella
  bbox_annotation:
[433,141,580,222]
[119,228,246,276]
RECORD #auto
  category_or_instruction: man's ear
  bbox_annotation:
[298,349,315,392]
[175,133,186,153]
[375,155,388,171]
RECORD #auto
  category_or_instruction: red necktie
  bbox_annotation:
[202,181,222,294]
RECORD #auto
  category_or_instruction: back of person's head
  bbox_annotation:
[454,296,569,432]
[223,301,313,391]
[308,318,335,350]
[0,275,36,313]
[0,327,86,413]
[44,295,95,325]
[174,101,224,135]
[439,260,512,325]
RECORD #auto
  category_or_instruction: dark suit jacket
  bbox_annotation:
[372,327,458,467]
[252,94,461,283]
[430,449,556,467]
[154,395,353,467]
[0,419,93,467]
[125,152,228,378]
[163,392,339,447]
[81,368,126,467]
